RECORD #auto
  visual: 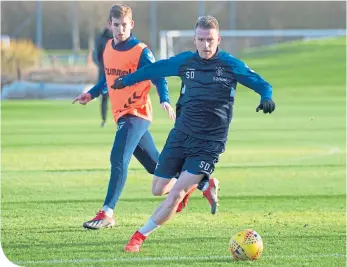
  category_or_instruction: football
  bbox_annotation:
[229,229,263,261]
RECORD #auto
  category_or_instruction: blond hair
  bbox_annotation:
[109,4,132,20]
[195,15,219,31]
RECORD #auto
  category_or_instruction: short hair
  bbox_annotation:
[109,4,132,21]
[195,16,219,31]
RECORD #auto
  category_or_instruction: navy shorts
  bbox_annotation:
[154,128,226,179]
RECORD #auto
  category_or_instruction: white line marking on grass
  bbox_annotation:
[17,253,346,265]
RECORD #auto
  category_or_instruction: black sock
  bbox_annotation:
[197,176,209,191]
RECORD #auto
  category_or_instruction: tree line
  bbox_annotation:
[1,1,345,51]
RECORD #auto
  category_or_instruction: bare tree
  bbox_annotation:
[71,1,80,53]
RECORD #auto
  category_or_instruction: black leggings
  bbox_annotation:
[101,93,108,121]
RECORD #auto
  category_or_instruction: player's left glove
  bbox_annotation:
[256,99,275,114]
[111,77,126,90]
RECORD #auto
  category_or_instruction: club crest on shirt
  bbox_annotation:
[215,66,224,77]
[213,66,228,83]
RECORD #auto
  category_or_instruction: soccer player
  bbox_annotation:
[72,5,217,230]
[112,15,275,252]
[92,24,113,127]
[72,4,176,230]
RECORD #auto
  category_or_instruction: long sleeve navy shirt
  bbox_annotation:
[122,49,273,142]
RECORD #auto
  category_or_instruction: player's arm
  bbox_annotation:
[73,37,107,105]
[72,74,106,105]
[113,52,192,89]
[223,54,275,114]
[87,73,107,99]
[138,48,170,104]
[137,48,176,120]
[226,56,272,99]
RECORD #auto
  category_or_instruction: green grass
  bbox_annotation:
[1,37,346,266]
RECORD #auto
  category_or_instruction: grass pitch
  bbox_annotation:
[1,37,346,266]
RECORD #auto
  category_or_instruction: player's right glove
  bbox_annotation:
[111,77,126,90]
[256,99,275,114]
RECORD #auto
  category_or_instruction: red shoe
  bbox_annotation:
[124,230,147,252]
[176,185,197,213]
[83,210,115,230]
[203,178,219,215]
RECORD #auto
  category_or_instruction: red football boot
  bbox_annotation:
[202,178,220,215]
[124,230,147,252]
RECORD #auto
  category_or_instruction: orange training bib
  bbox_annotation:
[103,40,152,123]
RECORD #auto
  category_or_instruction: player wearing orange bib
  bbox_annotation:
[72,4,178,229]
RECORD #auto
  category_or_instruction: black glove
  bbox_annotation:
[256,99,275,114]
[111,77,126,90]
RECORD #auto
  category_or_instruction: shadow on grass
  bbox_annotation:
[3,232,344,250]
[2,194,345,205]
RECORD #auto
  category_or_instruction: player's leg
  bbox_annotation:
[151,176,197,216]
[100,92,108,127]
[103,116,150,215]
[83,115,150,229]
[132,130,159,175]
[124,171,204,252]
[152,172,203,224]
[149,129,194,203]
[135,127,191,212]
[132,129,178,196]
[185,157,220,215]
[124,149,222,252]
[183,135,224,214]
[147,129,196,211]
[189,138,225,214]
[152,176,178,197]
